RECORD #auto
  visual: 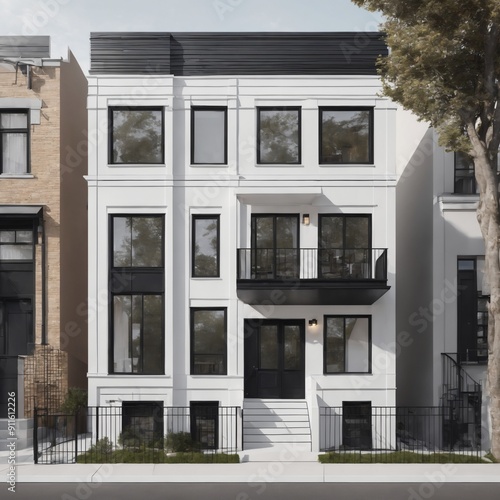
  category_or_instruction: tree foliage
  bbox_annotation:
[352,0,500,459]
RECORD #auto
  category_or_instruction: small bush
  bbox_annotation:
[164,432,200,453]
[60,388,87,414]
[77,438,113,463]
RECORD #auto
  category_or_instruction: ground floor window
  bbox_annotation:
[190,308,227,375]
[121,401,163,448]
[342,401,372,450]
[112,294,164,374]
[190,401,218,450]
[324,316,371,373]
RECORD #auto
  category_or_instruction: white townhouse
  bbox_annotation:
[86,32,428,453]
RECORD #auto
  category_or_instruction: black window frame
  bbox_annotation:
[0,109,30,174]
[323,315,372,374]
[454,152,477,194]
[191,106,228,165]
[319,107,374,165]
[192,214,220,278]
[108,106,165,165]
[109,214,165,375]
[190,401,219,450]
[190,307,227,376]
[122,401,164,447]
[257,106,302,165]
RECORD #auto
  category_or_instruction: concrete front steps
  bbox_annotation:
[242,399,312,457]
[0,418,33,450]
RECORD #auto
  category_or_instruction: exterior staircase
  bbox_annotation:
[243,399,312,451]
[441,353,482,450]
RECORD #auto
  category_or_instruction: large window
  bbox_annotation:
[319,214,371,279]
[257,107,301,164]
[191,308,227,375]
[112,216,163,267]
[122,402,163,447]
[319,108,373,164]
[192,215,220,277]
[191,107,227,164]
[0,111,29,174]
[324,316,371,374]
[109,107,164,164]
[0,229,33,260]
[110,215,164,374]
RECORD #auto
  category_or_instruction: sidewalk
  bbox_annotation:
[1,447,500,483]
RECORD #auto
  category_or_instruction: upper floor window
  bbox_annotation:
[109,107,164,164]
[324,315,371,374]
[454,152,477,194]
[318,214,371,279]
[257,107,301,164]
[112,216,163,268]
[0,111,29,174]
[192,215,220,278]
[319,107,373,164]
[191,107,227,164]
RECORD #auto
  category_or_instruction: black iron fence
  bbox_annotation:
[237,248,388,281]
[319,406,483,461]
[34,405,240,464]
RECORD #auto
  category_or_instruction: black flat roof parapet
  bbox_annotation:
[89,32,387,76]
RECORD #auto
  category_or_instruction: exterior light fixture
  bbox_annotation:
[303,214,310,226]
[308,319,318,327]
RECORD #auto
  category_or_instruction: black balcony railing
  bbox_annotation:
[237,248,387,281]
[34,405,240,464]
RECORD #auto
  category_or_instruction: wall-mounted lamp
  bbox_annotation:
[308,319,318,327]
[302,214,310,226]
[37,224,44,245]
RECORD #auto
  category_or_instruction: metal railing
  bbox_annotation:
[319,406,482,461]
[237,248,387,281]
[34,405,240,464]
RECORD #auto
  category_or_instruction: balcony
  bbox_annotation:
[237,248,390,305]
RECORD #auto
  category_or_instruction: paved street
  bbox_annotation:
[7,482,500,500]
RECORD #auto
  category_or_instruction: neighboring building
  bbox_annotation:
[396,128,490,450]
[0,36,88,441]
[86,31,422,452]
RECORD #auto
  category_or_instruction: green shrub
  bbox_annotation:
[164,432,200,453]
[60,388,87,414]
[318,451,488,464]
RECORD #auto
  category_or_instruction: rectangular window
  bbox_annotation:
[191,308,227,375]
[319,108,373,164]
[342,402,372,449]
[192,215,220,277]
[319,214,371,279]
[257,107,301,164]
[0,229,33,260]
[190,401,219,450]
[113,294,164,374]
[112,216,163,268]
[122,402,163,447]
[191,107,227,164]
[324,316,371,374]
[109,214,165,374]
[0,111,29,174]
[109,107,164,164]
[454,152,477,194]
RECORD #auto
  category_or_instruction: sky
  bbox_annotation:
[0,0,384,74]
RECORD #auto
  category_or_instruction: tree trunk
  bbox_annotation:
[472,141,500,459]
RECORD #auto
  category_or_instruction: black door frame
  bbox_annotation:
[244,319,305,399]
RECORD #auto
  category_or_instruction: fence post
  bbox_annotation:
[74,410,78,463]
[96,406,99,443]
[33,407,38,464]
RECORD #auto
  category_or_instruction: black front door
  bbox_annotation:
[244,319,305,399]
[0,299,33,356]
